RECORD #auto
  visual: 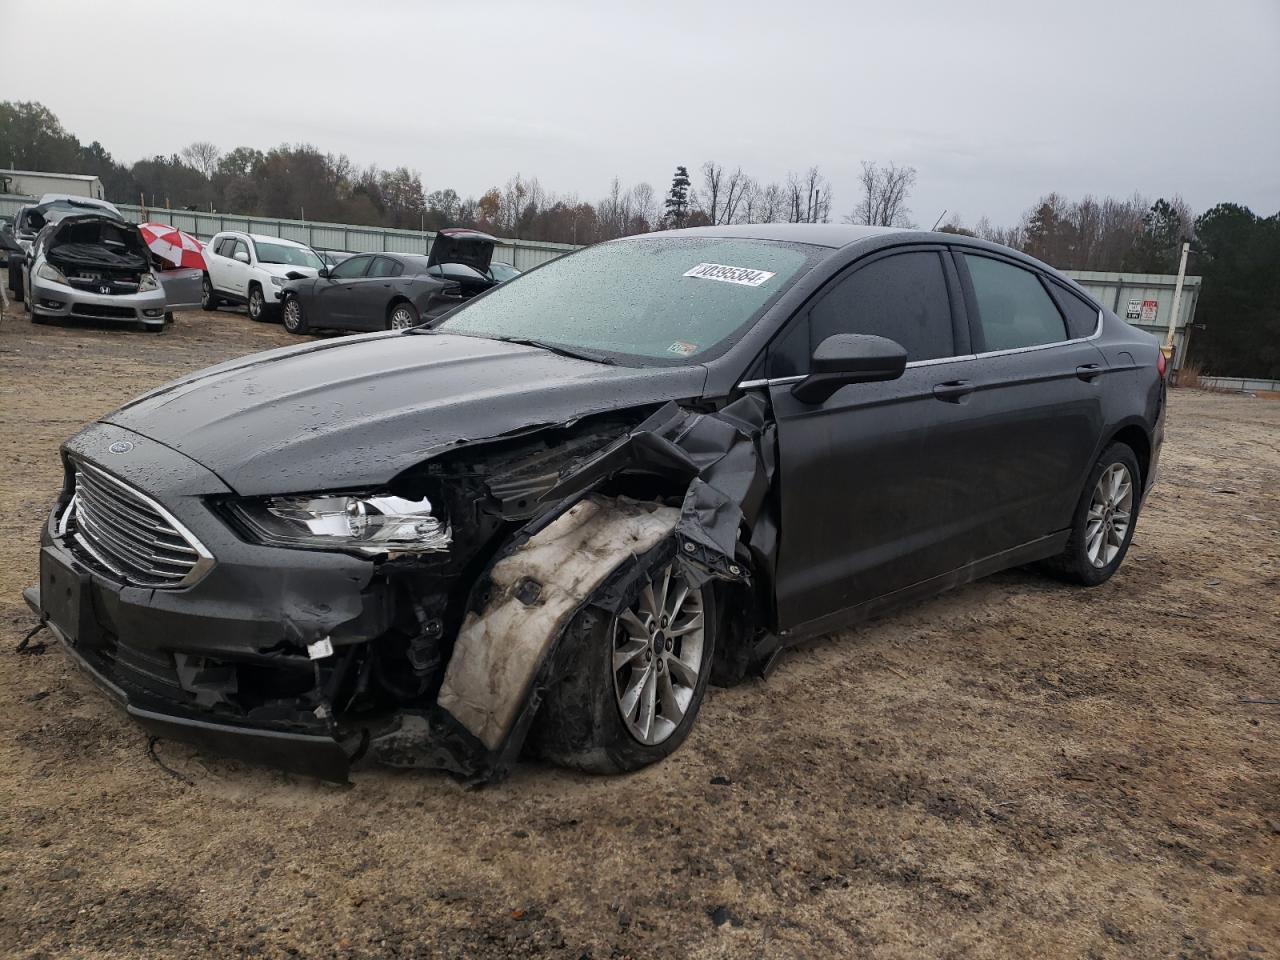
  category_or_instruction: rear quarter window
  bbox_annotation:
[1049,282,1102,339]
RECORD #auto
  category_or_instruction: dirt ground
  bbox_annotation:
[0,307,1276,960]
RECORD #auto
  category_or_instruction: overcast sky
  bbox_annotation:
[3,0,1278,227]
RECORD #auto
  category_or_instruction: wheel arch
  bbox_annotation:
[1103,420,1152,488]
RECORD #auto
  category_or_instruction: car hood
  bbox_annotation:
[102,333,707,495]
[261,263,319,280]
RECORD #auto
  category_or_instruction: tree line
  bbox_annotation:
[1,100,1275,377]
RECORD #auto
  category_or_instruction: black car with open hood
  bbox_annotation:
[27,224,1166,784]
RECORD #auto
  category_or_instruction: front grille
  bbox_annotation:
[71,303,137,319]
[70,461,211,588]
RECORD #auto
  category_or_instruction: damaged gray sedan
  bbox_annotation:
[27,224,1165,783]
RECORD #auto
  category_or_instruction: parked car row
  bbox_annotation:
[6,203,523,336]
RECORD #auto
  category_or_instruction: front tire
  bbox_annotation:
[281,295,308,335]
[200,274,218,311]
[247,283,270,322]
[531,547,717,773]
[1043,443,1141,586]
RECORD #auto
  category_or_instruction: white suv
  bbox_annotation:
[202,232,324,321]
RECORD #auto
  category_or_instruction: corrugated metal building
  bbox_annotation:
[1063,271,1200,369]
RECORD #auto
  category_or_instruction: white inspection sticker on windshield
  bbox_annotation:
[683,262,776,287]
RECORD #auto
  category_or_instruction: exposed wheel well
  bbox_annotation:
[1108,425,1151,487]
[386,297,413,318]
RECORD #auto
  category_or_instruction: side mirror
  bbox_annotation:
[317,268,330,279]
[791,334,908,404]
[234,250,250,264]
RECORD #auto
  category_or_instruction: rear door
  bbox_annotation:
[770,245,979,628]
[313,254,373,327]
[352,256,404,329]
[945,250,1107,554]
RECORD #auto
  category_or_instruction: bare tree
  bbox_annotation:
[847,161,917,227]
[700,161,724,225]
[181,140,221,179]
[786,167,831,223]
[629,181,658,232]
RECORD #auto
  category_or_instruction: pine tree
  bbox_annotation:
[663,165,691,229]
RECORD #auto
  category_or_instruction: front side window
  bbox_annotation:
[964,255,1067,351]
[231,239,250,261]
[329,255,371,280]
[809,251,956,361]
[439,237,818,363]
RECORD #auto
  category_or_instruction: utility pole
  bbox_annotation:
[1166,241,1190,358]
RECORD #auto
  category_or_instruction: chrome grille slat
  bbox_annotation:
[70,461,213,589]
[76,512,190,579]
[75,486,198,559]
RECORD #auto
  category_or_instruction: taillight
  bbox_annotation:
[1157,351,1167,377]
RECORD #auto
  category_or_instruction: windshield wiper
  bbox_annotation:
[490,336,616,365]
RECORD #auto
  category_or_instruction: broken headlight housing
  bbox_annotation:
[138,272,159,292]
[227,493,451,554]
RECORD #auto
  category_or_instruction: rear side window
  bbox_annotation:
[963,255,1067,351]
[215,238,236,257]
[809,251,955,361]
[1048,282,1101,339]
[369,257,402,278]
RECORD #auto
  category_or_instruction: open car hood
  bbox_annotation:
[45,214,150,274]
[426,228,497,274]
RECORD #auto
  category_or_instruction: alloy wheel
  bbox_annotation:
[612,562,705,745]
[1086,462,1134,568]
[249,288,262,319]
[201,278,212,308]
[389,306,416,330]
[283,298,302,332]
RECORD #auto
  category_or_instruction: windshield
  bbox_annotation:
[438,237,816,362]
[256,242,324,268]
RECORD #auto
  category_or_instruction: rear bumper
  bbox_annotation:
[24,582,354,782]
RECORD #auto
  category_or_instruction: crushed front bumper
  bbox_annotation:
[30,276,168,324]
[24,574,355,782]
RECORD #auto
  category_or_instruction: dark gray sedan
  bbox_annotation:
[278,252,460,335]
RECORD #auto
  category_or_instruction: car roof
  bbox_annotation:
[216,231,310,247]
[651,223,904,248]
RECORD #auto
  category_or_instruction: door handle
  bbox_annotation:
[932,380,975,403]
[1075,364,1103,382]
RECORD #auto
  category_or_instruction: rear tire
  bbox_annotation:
[387,301,419,330]
[530,545,717,774]
[281,295,308,335]
[1041,443,1141,586]
[10,264,24,302]
[200,274,218,311]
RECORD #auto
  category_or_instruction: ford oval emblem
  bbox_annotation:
[108,440,134,455]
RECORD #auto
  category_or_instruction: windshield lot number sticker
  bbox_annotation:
[683,262,776,287]
[667,340,699,357]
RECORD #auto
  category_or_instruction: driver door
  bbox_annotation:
[769,246,979,631]
[314,254,373,327]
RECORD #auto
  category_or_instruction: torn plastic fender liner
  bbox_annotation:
[437,496,680,751]
[422,395,778,773]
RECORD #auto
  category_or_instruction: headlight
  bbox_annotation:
[138,272,159,291]
[270,276,286,287]
[227,493,450,554]
[36,262,67,284]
